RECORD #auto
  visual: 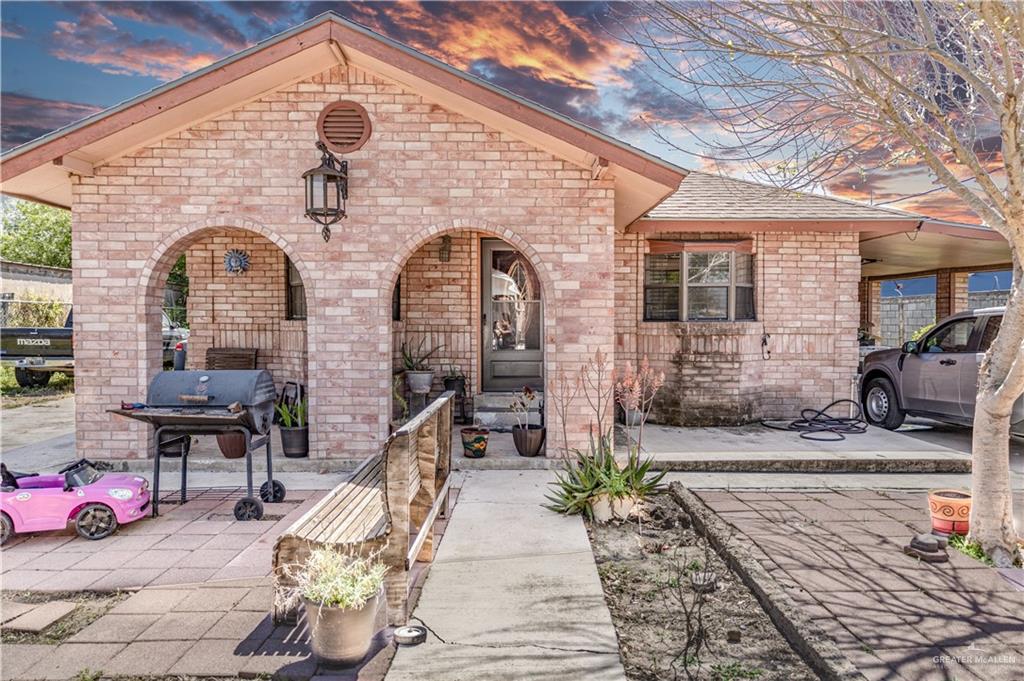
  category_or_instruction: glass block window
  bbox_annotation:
[643,247,755,321]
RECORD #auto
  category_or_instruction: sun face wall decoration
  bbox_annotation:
[223,249,250,275]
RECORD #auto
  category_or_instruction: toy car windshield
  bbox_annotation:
[63,460,103,488]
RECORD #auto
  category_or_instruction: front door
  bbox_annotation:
[481,240,543,391]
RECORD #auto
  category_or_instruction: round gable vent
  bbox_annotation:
[316,101,371,154]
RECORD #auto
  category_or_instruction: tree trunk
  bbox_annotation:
[969,392,1018,566]
[968,261,1024,566]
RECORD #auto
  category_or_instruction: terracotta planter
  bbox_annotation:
[216,432,246,459]
[304,591,380,668]
[461,427,489,458]
[405,371,434,395]
[928,489,972,536]
[512,424,546,457]
[280,426,309,458]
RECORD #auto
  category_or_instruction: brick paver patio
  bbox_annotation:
[696,488,1024,681]
[1,487,325,593]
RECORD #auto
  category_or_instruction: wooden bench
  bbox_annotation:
[272,392,453,625]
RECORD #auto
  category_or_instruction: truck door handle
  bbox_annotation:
[939,359,957,366]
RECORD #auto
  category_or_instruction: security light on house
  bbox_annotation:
[303,141,348,242]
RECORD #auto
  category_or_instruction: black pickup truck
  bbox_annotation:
[1,311,74,387]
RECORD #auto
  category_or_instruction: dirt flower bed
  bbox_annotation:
[1,590,129,645]
[589,493,815,681]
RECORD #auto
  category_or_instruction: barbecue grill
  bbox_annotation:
[110,370,286,520]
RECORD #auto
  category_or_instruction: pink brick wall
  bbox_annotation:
[184,229,307,385]
[71,64,615,460]
[615,231,860,424]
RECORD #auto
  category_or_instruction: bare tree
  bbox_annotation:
[620,1,1023,564]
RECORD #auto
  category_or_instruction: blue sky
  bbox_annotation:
[0,1,980,224]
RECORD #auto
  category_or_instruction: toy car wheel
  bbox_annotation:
[75,504,118,540]
[1,512,12,546]
[259,480,287,503]
[234,497,264,521]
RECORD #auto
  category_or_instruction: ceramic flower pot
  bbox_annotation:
[304,591,380,668]
[512,424,546,457]
[928,489,972,536]
[612,496,637,520]
[461,427,489,458]
[280,426,309,458]
[405,371,434,395]
[590,493,614,523]
[216,432,246,459]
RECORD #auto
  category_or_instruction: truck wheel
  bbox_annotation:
[31,372,52,387]
[863,377,905,430]
[75,504,118,540]
[14,368,37,388]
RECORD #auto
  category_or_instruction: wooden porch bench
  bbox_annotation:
[272,392,453,625]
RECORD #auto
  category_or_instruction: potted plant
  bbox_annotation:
[510,386,545,457]
[928,489,972,536]
[276,397,309,458]
[460,427,489,458]
[442,366,467,396]
[401,339,441,395]
[280,546,387,668]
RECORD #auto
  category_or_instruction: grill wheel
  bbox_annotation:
[234,496,264,521]
[260,480,287,503]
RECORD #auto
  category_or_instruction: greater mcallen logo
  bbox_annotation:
[16,338,51,346]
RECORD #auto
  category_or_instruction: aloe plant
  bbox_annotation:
[401,338,441,371]
[276,397,307,428]
[545,430,663,518]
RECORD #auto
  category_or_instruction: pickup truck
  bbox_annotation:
[2,310,188,387]
[860,306,1024,435]
[1,311,74,387]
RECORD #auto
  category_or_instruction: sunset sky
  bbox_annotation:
[0,1,979,226]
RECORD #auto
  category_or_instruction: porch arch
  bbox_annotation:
[381,219,558,442]
[136,216,318,453]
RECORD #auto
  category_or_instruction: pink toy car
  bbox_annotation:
[0,459,150,544]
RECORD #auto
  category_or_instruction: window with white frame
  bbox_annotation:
[644,247,755,322]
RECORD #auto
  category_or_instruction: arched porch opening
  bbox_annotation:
[382,222,555,457]
[138,218,314,457]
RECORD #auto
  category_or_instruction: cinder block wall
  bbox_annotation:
[616,231,860,425]
[184,228,307,386]
[71,64,615,460]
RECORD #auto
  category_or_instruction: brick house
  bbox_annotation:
[0,13,1009,460]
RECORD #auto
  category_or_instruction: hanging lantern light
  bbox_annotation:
[438,235,452,262]
[302,141,348,242]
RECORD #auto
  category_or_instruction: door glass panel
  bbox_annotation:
[490,251,541,351]
[924,318,976,353]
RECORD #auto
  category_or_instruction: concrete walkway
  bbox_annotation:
[386,470,626,681]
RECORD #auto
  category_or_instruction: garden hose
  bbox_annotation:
[761,399,868,441]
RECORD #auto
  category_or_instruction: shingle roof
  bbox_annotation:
[644,172,920,222]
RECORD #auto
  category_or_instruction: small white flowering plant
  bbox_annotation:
[287,546,388,611]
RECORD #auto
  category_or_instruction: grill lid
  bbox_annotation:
[146,370,276,407]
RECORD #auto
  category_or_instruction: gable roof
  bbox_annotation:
[0,12,686,227]
[644,172,920,222]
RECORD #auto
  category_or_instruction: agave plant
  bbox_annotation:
[400,338,442,371]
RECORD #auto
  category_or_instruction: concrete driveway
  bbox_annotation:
[899,416,1024,474]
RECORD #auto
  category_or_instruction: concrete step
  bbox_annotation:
[473,392,542,430]
[472,392,543,411]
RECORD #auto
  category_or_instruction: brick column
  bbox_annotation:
[934,269,954,320]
